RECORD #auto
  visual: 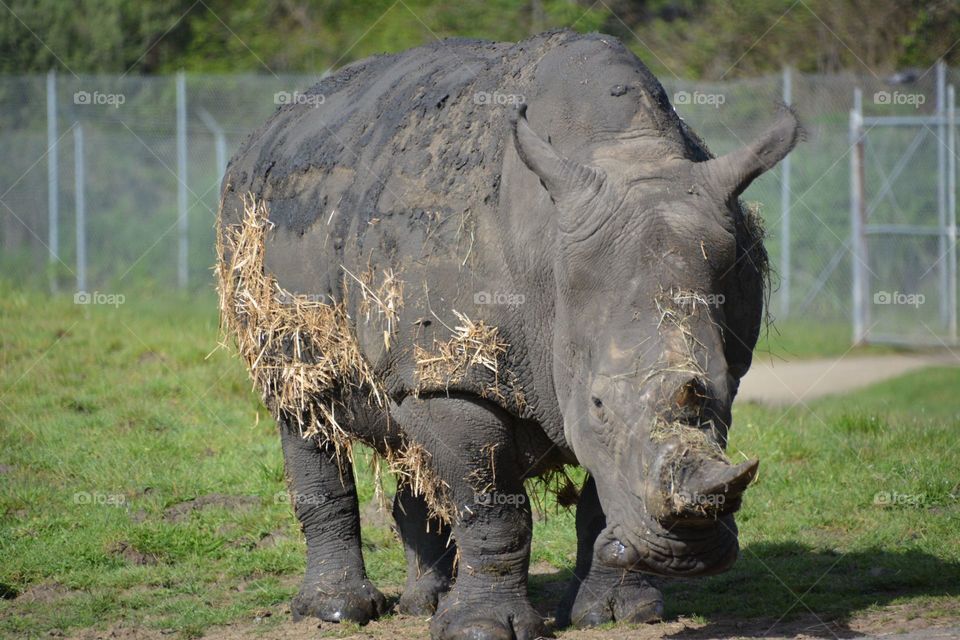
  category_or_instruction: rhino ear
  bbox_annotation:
[695,106,802,200]
[511,104,605,208]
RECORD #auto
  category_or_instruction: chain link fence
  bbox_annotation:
[1,68,957,345]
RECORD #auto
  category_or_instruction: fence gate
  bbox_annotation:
[850,62,958,346]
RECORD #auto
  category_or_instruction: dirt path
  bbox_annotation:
[738,351,959,405]
[194,617,960,640]
[73,599,958,640]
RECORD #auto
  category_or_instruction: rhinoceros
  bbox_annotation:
[217,29,799,640]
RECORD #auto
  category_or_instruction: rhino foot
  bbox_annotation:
[431,591,548,640]
[397,572,450,616]
[291,578,386,624]
[561,572,663,628]
[393,483,455,617]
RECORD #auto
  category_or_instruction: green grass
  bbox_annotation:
[0,283,958,638]
[670,368,960,620]
[754,319,902,360]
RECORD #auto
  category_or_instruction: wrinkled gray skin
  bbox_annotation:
[219,30,799,640]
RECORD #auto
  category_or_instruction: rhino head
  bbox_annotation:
[512,102,800,576]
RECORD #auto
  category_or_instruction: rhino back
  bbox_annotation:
[217,29,713,422]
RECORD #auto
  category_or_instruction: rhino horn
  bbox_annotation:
[511,104,606,214]
[695,106,802,201]
[668,457,759,519]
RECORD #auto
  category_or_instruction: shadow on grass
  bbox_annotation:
[528,542,960,638]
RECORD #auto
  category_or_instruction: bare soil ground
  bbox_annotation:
[60,566,960,640]
[64,588,960,640]
[199,611,960,640]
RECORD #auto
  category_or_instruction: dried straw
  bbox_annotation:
[414,310,508,394]
[216,195,461,521]
[216,195,384,455]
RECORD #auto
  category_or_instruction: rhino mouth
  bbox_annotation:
[591,445,757,577]
[594,513,740,577]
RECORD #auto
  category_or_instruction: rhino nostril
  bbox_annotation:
[674,378,708,413]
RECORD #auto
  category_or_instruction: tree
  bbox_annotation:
[0,0,956,77]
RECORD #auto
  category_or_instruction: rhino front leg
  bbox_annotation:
[397,396,547,640]
[393,482,456,615]
[279,419,386,624]
[556,475,663,628]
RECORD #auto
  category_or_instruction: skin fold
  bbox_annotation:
[219,29,799,640]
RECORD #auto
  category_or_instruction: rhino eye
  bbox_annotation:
[591,396,603,408]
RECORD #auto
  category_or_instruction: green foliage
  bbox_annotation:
[606,0,960,78]
[0,0,190,74]
[0,0,608,75]
[2,1,957,77]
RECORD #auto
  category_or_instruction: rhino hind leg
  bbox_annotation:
[393,483,456,615]
[396,396,547,640]
[278,417,386,625]
[556,475,664,628]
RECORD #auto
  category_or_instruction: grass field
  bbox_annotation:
[753,319,897,360]
[1,283,959,639]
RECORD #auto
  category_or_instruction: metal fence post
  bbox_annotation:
[948,84,957,342]
[197,107,227,184]
[936,61,949,327]
[850,88,867,344]
[46,70,59,292]
[176,71,188,290]
[779,65,793,318]
[74,124,86,293]
[216,133,226,183]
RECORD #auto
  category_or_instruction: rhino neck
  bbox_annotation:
[486,32,707,459]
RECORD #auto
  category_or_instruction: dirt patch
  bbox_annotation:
[255,529,291,550]
[186,568,960,640]
[360,496,395,529]
[852,600,960,635]
[193,609,960,640]
[15,582,75,604]
[66,621,167,640]
[106,541,158,566]
[136,351,165,365]
[162,493,260,523]
[37,572,960,640]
